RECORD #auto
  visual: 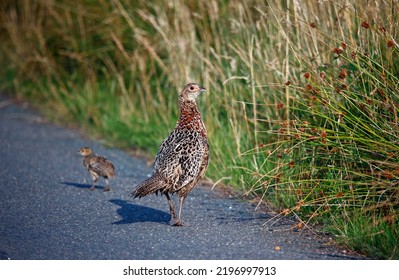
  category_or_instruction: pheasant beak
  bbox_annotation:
[199,86,207,92]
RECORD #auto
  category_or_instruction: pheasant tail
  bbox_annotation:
[130,175,164,198]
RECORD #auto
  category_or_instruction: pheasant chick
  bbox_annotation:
[79,147,115,192]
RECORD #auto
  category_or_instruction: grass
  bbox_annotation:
[1,0,398,259]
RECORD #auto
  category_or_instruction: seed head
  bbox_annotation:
[387,40,395,48]
[361,21,370,29]
[305,84,313,91]
[333,48,342,55]
[338,68,348,79]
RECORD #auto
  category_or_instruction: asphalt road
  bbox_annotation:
[0,94,364,260]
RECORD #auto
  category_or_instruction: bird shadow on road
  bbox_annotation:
[109,199,170,225]
[61,181,106,191]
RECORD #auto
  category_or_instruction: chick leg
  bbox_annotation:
[104,178,110,192]
[90,173,98,190]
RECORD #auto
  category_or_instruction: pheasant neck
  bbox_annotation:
[177,100,207,137]
[179,99,198,114]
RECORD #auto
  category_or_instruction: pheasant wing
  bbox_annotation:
[153,130,206,190]
[88,156,114,177]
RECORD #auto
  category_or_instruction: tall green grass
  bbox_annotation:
[1,0,398,258]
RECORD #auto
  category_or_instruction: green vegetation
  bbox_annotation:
[1,0,398,259]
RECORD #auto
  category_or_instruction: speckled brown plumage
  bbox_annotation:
[130,83,210,226]
[79,147,115,192]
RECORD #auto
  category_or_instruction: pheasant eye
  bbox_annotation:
[189,86,195,91]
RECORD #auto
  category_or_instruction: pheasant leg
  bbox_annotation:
[165,192,176,220]
[172,196,186,226]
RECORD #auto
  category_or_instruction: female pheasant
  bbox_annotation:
[130,83,210,226]
[79,147,115,191]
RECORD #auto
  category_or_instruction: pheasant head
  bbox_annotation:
[179,83,206,104]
